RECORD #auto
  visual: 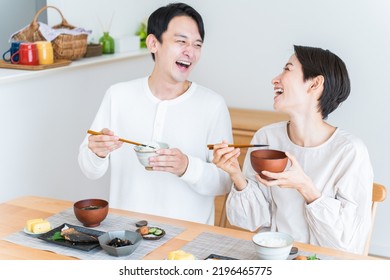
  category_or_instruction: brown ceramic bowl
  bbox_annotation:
[73,198,109,227]
[250,149,288,180]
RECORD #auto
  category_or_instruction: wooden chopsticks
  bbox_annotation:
[207,144,269,150]
[87,130,156,149]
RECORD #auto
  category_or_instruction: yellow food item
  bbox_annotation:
[26,219,51,233]
[31,220,51,234]
[26,218,44,232]
[167,250,195,260]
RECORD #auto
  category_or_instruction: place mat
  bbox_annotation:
[2,208,185,260]
[180,232,258,260]
[180,232,333,260]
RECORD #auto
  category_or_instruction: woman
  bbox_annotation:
[212,45,373,254]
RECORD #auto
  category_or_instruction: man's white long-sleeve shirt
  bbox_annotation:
[79,77,233,225]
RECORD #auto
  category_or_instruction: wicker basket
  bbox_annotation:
[12,5,88,60]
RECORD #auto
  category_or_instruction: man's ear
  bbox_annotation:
[309,75,325,93]
[146,34,158,53]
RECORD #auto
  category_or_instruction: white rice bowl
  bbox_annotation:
[252,231,294,260]
[133,141,169,170]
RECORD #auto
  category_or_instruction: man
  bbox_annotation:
[78,3,232,225]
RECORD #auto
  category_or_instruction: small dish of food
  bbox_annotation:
[23,218,51,236]
[250,149,288,180]
[133,141,169,170]
[38,223,104,251]
[73,198,109,227]
[136,226,166,240]
[252,231,294,260]
[98,230,142,257]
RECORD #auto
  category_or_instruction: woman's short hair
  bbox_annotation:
[294,45,351,119]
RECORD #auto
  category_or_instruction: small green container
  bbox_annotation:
[99,32,115,54]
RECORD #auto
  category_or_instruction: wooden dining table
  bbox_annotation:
[0,196,379,260]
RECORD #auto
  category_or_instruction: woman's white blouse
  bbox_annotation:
[226,122,373,254]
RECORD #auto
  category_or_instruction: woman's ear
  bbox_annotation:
[309,75,325,93]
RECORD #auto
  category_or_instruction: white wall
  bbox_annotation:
[0,0,41,52]
[3,0,389,257]
[46,0,167,43]
[1,55,152,204]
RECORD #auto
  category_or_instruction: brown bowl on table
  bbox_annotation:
[73,198,109,227]
[250,149,288,180]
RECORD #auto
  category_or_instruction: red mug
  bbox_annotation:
[11,43,39,66]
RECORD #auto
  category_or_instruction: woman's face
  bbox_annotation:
[271,54,312,114]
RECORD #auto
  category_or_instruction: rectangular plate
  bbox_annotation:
[38,223,105,251]
[205,254,238,260]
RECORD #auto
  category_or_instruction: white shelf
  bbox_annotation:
[0,48,150,85]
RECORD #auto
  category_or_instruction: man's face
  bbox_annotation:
[154,15,203,83]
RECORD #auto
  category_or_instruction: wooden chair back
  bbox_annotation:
[364,182,387,255]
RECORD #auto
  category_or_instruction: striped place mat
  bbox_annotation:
[2,208,185,260]
[180,232,333,260]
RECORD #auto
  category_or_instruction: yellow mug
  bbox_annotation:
[35,41,54,65]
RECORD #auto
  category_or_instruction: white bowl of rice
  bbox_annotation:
[133,141,169,170]
[252,231,294,260]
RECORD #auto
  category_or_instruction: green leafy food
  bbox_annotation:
[307,254,318,260]
[48,231,64,241]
